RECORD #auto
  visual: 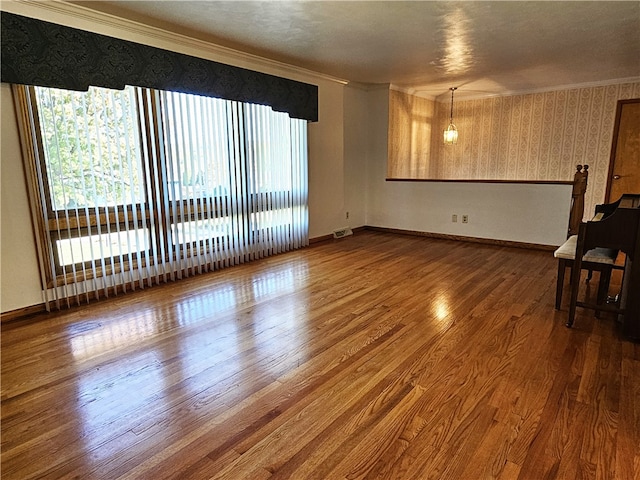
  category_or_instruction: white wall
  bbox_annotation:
[1,84,44,311]
[365,87,572,246]
[307,82,349,238]
[343,85,370,229]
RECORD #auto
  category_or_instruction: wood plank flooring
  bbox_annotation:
[1,231,639,479]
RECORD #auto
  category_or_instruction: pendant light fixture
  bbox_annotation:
[443,87,458,145]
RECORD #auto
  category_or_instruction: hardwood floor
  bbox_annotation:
[1,231,638,479]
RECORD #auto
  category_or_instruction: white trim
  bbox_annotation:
[2,0,349,85]
[473,77,640,101]
[353,82,393,93]
[3,1,637,96]
[431,77,640,102]
[389,84,436,101]
[394,77,640,102]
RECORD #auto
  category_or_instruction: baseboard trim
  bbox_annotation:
[2,226,553,323]
[1,303,47,325]
[309,233,334,244]
[364,226,557,251]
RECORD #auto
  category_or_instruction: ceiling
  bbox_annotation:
[72,1,640,99]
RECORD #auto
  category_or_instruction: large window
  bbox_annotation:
[17,84,308,308]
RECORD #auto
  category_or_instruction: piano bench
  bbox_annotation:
[553,235,619,312]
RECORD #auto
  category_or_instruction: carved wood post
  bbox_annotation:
[568,164,589,236]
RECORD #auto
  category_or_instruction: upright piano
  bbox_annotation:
[568,194,640,340]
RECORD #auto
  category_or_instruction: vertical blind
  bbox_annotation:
[18,84,308,310]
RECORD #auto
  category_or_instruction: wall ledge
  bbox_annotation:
[386,178,573,185]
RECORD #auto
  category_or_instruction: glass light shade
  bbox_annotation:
[444,123,458,144]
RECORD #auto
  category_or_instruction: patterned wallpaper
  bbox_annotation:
[389,81,640,219]
[388,89,435,178]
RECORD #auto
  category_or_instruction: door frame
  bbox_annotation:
[605,98,640,202]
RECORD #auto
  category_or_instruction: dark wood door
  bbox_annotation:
[606,99,640,202]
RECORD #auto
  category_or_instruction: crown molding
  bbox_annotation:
[430,77,640,102]
[343,81,374,92]
[1,0,349,85]
[2,1,636,96]
[458,77,640,102]
[394,77,640,102]
[389,84,436,101]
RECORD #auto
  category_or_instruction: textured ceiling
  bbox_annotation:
[73,1,640,99]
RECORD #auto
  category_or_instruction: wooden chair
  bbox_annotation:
[553,235,618,311]
[554,164,618,314]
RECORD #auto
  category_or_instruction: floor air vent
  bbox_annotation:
[333,227,353,239]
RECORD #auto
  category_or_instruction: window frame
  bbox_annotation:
[24,85,153,280]
[17,84,307,288]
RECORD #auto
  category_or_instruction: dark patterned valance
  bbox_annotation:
[1,12,318,121]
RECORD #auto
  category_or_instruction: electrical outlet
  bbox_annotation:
[452,214,458,223]
[346,211,349,219]
[462,215,469,223]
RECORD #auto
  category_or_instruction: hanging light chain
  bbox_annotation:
[444,86,459,145]
[449,87,457,122]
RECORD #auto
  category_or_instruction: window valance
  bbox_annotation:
[1,11,318,121]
